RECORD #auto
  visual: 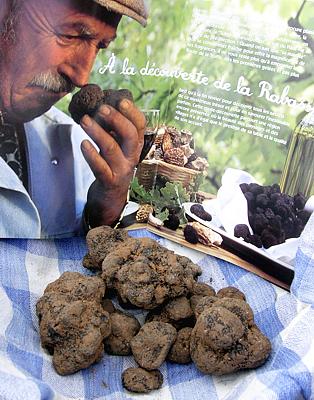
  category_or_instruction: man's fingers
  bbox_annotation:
[81,115,125,168]
[95,104,144,158]
[119,99,146,146]
[81,139,112,182]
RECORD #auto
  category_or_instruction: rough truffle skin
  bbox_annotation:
[167,327,193,364]
[69,84,104,124]
[84,226,130,271]
[102,89,133,108]
[145,296,195,329]
[234,224,250,239]
[100,233,201,310]
[122,368,163,393]
[36,272,111,375]
[69,84,134,124]
[131,322,177,370]
[190,204,212,221]
[217,287,246,301]
[104,311,141,356]
[190,298,271,375]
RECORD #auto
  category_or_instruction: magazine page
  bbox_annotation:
[0,0,312,270]
[77,0,313,275]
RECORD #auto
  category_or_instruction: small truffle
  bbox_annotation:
[104,311,141,356]
[69,84,104,124]
[191,282,216,297]
[122,368,163,393]
[131,322,177,370]
[234,224,250,239]
[190,204,212,221]
[167,327,193,364]
[164,213,180,230]
[184,225,199,244]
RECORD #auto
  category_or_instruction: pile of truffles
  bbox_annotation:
[68,84,133,124]
[147,125,209,171]
[36,227,271,394]
[235,183,311,249]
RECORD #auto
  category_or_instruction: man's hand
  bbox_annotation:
[80,98,145,228]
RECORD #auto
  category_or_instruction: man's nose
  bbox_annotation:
[58,48,98,88]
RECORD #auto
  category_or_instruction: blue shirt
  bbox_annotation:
[0,107,94,238]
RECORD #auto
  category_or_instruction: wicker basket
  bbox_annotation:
[135,160,201,191]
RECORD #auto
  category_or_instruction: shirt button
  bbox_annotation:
[51,158,59,166]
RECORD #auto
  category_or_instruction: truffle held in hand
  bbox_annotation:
[69,84,134,124]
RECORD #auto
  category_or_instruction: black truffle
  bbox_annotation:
[184,225,199,244]
[234,224,250,239]
[69,84,104,124]
[69,84,134,124]
[190,204,212,221]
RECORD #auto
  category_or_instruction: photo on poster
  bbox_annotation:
[0,0,313,278]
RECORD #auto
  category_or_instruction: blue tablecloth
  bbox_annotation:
[0,215,313,400]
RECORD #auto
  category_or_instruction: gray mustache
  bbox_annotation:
[28,71,75,93]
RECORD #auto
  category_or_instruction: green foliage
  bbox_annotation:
[130,178,189,223]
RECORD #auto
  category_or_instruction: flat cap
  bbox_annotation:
[94,0,148,26]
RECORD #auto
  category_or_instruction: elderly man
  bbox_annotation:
[0,0,147,238]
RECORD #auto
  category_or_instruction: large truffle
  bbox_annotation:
[36,272,111,375]
[69,84,133,124]
[131,322,177,370]
[92,228,202,310]
[190,298,271,375]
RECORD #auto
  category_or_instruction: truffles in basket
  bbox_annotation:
[147,125,209,172]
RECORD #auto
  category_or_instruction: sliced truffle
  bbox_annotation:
[122,368,163,393]
[131,322,177,370]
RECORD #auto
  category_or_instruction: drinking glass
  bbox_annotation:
[139,109,160,163]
